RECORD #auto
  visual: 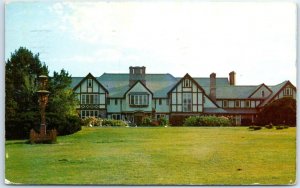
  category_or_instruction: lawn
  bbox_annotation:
[5,127,296,185]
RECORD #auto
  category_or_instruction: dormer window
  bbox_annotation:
[183,79,191,88]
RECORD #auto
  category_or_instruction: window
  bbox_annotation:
[81,94,99,104]
[183,93,192,112]
[283,88,292,96]
[235,100,240,108]
[166,99,169,105]
[112,114,121,120]
[81,95,86,104]
[183,79,191,88]
[129,94,149,106]
[223,100,228,108]
[245,100,250,108]
[107,99,110,105]
[261,91,265,97]
[130,95,134,104]
[115,99,118,105]
[88,79,92,88]
[159,99,162,105]
[81,110,99,118]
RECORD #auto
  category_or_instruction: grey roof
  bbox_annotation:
[259,81,288,106]
[194,77,230,87]
[71,77,84,88]
[204,108,227,114]
[71,73,290,104]
[214,86,258,99]
[97,73,178,98]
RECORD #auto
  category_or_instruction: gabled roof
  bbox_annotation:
[73,73,108,93]
[71,77,84,88]
[248,83,272,98]
[258,81,292,107]
[97,73,178,98]
[124,80,153,97]
[168,73,206,94]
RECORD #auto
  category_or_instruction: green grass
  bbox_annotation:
[5,127,296,185]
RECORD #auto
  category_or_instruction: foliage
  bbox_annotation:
[5,47,48,117]
[47,69,79,116]
[256,98,296,126]
[265,124,273,129]
[82,117,103,127]
[249,126,262,130]
[5,127,296,184]
[5,111,40,140]
[5,47,81,139]
[141,116,152,126]
[46,113,82,136]
[102,119,128,127]
[158,117,169,126]
[183,116,232,127]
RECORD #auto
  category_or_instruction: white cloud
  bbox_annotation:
[49,1,296,84]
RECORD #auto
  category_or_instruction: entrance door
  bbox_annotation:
[134,115,143,125]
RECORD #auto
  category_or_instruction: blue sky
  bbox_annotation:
[5,1,297,85]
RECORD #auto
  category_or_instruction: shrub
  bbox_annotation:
[159,117,169,126]
[142,116,152,126]
[183,116,232,127]
[82,117,103,127]
[102,119,128,127]
[265,124,273,129]
[249,126,261,130]
[256,98,296,126]
[46,113,82,136]
[5,111,40,140]
[276,126,284,130]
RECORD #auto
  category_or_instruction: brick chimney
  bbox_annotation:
[229,71,236,85]
[210,73,216,102]
[129,66,146,87]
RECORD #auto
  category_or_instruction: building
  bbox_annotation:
[71,66,296,125]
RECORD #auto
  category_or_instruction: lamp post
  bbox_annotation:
[36,75,50,135]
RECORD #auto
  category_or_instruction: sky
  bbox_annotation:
[5,0,297,85]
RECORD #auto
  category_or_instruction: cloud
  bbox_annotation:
[48,1,296,84]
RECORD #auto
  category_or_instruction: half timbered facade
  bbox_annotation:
[71,66,296,125]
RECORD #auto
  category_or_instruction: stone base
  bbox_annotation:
[29,129,57,144]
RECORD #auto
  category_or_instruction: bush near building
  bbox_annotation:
[256,98,296,126]
[183,116,232,127]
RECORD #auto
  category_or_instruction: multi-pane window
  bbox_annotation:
[183,93,192,112]
[115,99,118,105]
[183,79,191,88]
[223,100,228,108]
[283,88,292,96]
[129,95,149,106]
[81,94,99,104]
[159,99,162,105]
[81,110,99,118]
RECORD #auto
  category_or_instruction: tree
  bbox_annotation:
[47,69,79,117]
[256,98,296,126]
[5,47,82,139]
[5,47,49,117]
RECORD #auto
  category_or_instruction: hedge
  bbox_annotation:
[183,116,232,127]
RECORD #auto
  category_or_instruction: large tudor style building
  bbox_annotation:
[71,66,296,125]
